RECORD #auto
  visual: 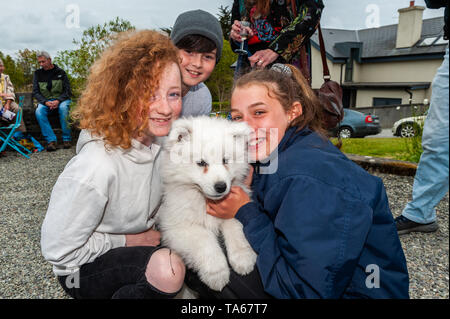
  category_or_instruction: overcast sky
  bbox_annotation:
[1,0,445,58]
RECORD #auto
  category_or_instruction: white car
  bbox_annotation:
[392,112,427,138]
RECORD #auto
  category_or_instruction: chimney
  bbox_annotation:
[396,1,425,48]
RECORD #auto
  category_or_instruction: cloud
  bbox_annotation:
[1,1,193,56]
[1,0,444,58]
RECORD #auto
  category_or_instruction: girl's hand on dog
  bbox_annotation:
[125,228,161,247]
[206,186,251,219]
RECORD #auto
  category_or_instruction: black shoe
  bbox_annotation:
[63,141,72,149]
[46,142,57,152]
[395,215,438,235]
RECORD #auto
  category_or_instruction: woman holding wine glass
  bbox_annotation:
[230,0,324,77]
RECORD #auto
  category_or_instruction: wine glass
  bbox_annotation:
[234,20,251,55]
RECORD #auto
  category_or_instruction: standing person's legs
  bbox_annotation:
[400,47,449,227]
[58,99,72,142]
[35,103,57,144]
[57,246,185,299]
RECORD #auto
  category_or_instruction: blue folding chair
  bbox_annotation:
[0,96,32,158]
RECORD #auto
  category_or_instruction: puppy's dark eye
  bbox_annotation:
[197,160,208,167]
[223,158,228,165]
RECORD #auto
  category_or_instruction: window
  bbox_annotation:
[345,48,358,82]
[434,36,448,45]
[373,98,402,106]
[345,58,353,82]
[418,37,437,46]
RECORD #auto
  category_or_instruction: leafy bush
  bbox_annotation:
[402,108,425,163]
[212,101,230,112]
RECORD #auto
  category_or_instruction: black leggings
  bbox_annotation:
[185,266,273,299]
[57,246,180,299]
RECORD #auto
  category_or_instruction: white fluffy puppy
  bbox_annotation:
[156,116,257,291]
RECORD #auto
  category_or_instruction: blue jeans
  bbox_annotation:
[402,47,449,224]
[35,99,72,143]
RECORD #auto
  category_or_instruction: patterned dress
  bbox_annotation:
[231,0,324,78]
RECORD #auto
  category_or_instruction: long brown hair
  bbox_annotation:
[249,0,292,18]
[71,30,179,149]
[232,64,326,137]
[254,0,270,17]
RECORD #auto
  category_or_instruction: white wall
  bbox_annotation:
[355,88,429,107]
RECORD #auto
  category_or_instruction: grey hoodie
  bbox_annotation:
[41,130,163,276]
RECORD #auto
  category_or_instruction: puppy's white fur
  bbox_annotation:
[156,116,257,291]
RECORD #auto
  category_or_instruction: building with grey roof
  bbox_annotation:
[309,2,447,110]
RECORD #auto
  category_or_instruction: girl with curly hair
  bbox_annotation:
[41,30,186,299]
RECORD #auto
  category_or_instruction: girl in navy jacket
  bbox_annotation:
[195,64,409,299]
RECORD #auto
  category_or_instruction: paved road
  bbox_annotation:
[366,128,398,138]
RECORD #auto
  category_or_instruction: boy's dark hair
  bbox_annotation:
[175,34,217,54]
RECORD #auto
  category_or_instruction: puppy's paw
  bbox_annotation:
[228,247,257,276]
[199,261,230,291]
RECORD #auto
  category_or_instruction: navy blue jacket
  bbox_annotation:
[235,127,409,299]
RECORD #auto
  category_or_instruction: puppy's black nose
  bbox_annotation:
[214,182,227,194]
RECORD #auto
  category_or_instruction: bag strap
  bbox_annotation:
[317,24,331,81]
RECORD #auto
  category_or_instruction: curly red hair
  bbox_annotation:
[71,30,179,149]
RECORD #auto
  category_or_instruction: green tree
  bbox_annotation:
[15,49,39,91]
[0,51,27,91]
[218,5,232,39]
[54,17,135,98]
[205,39,237,111]
[160,27,172,36]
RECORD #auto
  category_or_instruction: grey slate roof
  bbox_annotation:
[311,17,447,61]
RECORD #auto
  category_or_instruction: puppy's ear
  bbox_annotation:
[228,122,252,164]
[229,121,252,139]
[167,118,193,144]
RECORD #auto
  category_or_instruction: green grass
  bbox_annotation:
[332,137,422,163]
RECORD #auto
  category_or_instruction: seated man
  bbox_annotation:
[32,51,72,151]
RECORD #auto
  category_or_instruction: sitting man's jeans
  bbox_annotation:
[402,47,449,224]
[35,99,72,143]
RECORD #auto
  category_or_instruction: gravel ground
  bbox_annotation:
[0,148,448,299]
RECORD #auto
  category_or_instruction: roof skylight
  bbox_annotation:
[434,36,448,45]
[418,37,438,46]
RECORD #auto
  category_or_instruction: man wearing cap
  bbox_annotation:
[170,9,223,117]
